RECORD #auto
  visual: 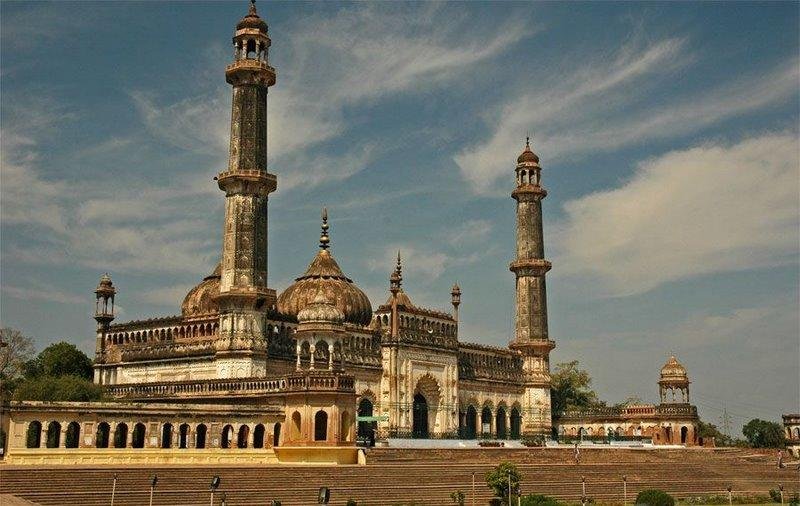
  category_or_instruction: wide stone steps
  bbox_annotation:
[1,448,797,505]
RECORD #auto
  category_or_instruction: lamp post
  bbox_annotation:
[472,471,475,506]
[111,473,118,506]
[581,476,586,506]
[622,475,627,505]
[726,486,732,505]
[149,475,158,506]
[210,475,221,506]
[779,484,784,505]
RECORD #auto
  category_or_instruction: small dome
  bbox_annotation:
[517,140,540,164]
[385,289,414,308]
[99,273,113,287]
[236,0,268,31]
[660,355,689,382]
[181,263,221,317]
[298,292,345,324]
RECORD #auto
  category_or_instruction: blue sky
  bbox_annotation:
[1,1,798,436]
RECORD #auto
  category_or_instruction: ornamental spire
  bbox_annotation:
[249,0,257,15]
[320,207,330,250]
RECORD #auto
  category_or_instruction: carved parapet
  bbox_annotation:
[509,258,552,276]
[511,184,547,201]
[216,170,277,196]
[225,59,276,86]
[284,371,356,393]
[508,338,556,355]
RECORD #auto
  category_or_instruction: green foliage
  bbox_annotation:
[769,489,800,505]
[450,490,465,505]
[485,461,521,505]
[683,493,774,504]
[25,341,93,380]
[520,494,561,506]
[346,500,357,506]
[550,361,604,418]
[742,418,785,448]
[0,327,35,400]
[635,489,674,506]
[13,375,105,402]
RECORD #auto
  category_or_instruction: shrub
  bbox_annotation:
[520,494,561,506]
[346,500,357,506]
[450,490,465,505]
[635,489,675,506]
[485,462,521,505]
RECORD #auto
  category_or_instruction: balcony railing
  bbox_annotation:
[107,371,355,400]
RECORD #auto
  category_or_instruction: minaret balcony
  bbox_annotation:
[217,169,277,195]
[509,258,551,275]
[511,184,547,201]
[225,60,276,86]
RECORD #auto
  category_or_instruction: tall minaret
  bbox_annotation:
[214,0,277,377]
[509,137,556,437]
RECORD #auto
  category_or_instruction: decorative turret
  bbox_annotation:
[450,283,461,322]
[509,136,555,437]
[93,273,116,383]
[94,273,116,330]
[659,355,691,404]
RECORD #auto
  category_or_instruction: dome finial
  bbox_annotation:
[320,207,330,250]
[396,250,402,280]
[249,0,257,15]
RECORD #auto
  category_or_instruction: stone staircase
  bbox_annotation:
[0,447,797,505]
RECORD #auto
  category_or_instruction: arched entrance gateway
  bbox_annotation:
[412,394,429,438]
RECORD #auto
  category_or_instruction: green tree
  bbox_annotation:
[450,490,466,505]
[742,418,785,448]
[25,341,93,380]
[485,461,521,505]
[0,327,36,399]
[550,361,603,418]
[13,375,105,402]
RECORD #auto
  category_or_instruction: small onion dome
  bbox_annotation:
[298,291,345,324]
[660,355,689,383]
[517,138,540,164]
[181,263,221,317]
[95,273,116,295]
[451,283,461,296]
[237,0,268,31]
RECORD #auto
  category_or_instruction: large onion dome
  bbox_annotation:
[181,263,221,317]
[277,209,373,326]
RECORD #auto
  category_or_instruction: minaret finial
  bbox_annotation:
[320,207,330,250]
[396,250,402,277]
[249,0,257,15]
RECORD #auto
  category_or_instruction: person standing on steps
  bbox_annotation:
[574,442,581,465]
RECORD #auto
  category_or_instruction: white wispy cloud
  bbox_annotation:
[455,35,798,194]
[129,3,532,193]
[446,219,494,245]
[1,284,84,305]
[553,132,800,296]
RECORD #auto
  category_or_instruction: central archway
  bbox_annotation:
[412,393,429,438]
[357,398,375,439]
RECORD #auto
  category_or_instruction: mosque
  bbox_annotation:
[1,1,699,464]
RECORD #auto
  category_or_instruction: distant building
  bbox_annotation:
[556,356,700,445]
